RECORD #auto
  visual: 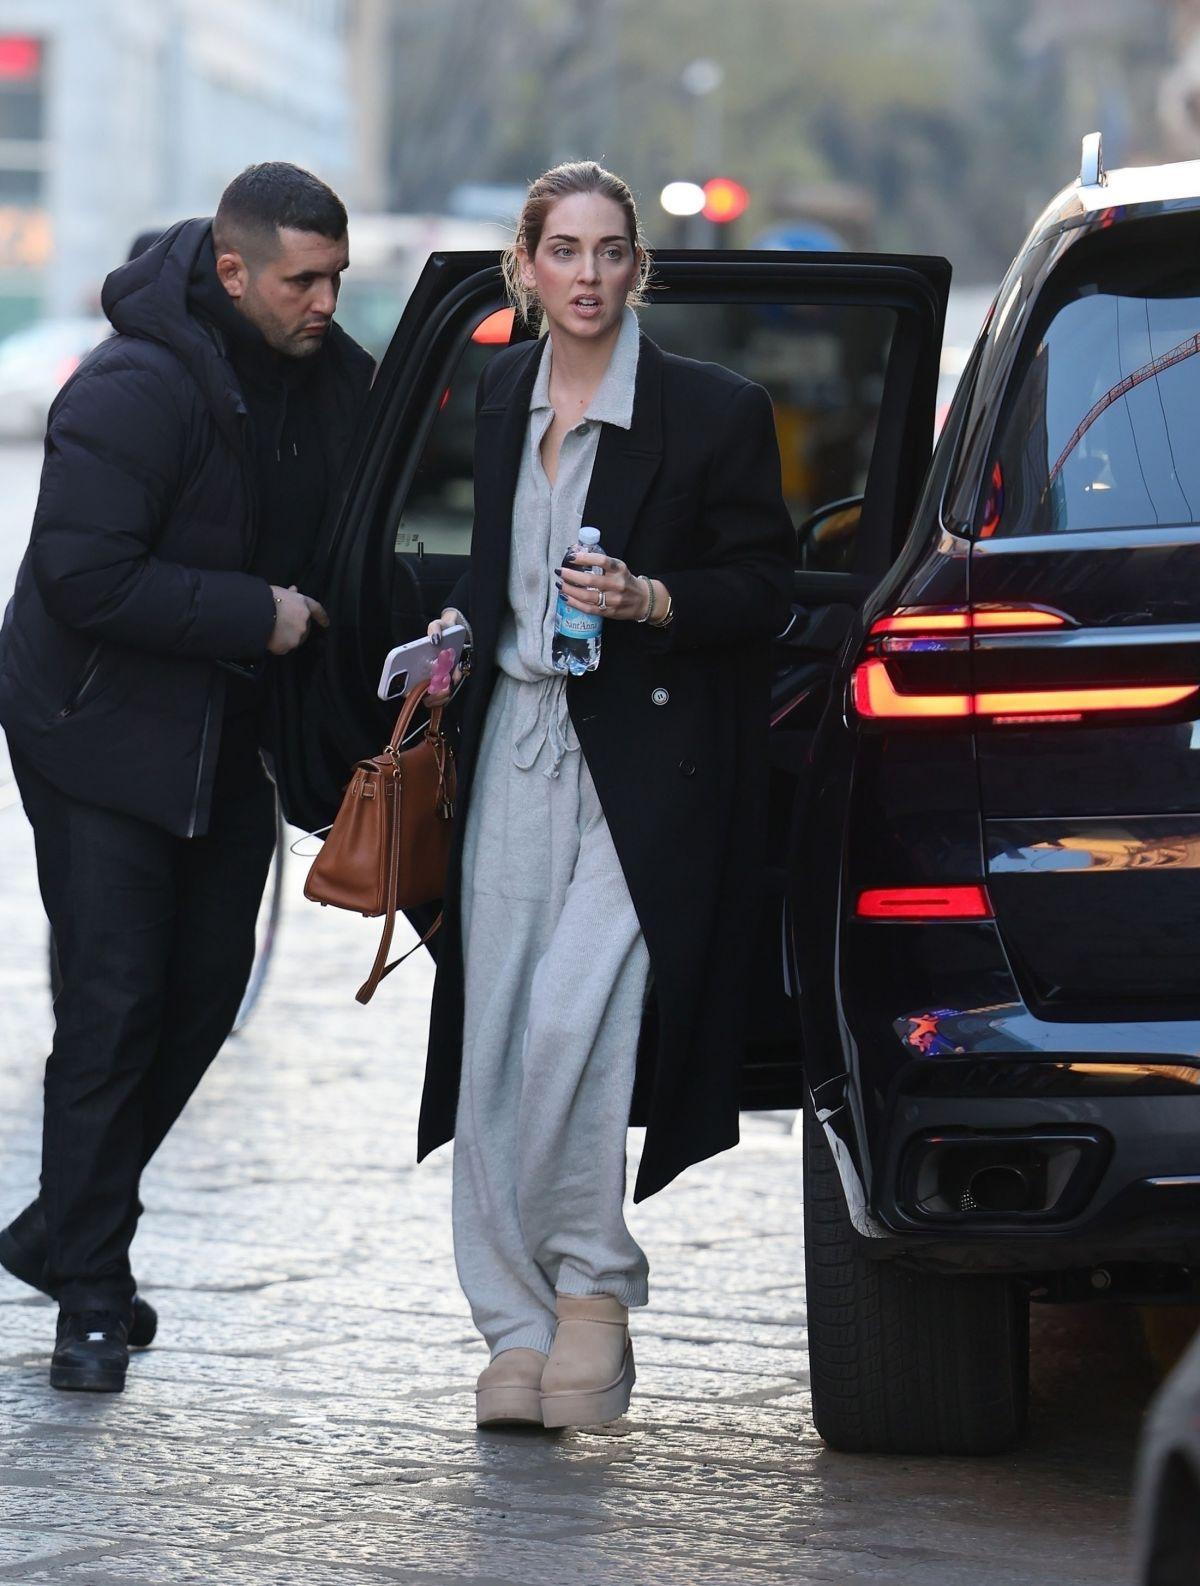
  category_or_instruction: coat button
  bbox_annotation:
[679,758,696,777]
[651,687,669,706]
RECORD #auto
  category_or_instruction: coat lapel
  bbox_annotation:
[582,334,664,564]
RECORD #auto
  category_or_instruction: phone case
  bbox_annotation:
[377,625,468,702]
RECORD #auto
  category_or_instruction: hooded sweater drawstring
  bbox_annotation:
[511,675,578,779]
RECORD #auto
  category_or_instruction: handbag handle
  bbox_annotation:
[388,677,443,753]
[395,678,453,819]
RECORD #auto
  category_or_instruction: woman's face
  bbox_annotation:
[519,191,640,345]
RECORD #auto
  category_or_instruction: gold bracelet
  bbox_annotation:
[652,590,674,628]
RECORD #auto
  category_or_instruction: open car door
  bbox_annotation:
[297,248,949,1106]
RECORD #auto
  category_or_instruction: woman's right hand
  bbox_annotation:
[426,607,468,703]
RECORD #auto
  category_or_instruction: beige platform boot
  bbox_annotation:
[475,1348,547,1427]
[540,1294,635,1428]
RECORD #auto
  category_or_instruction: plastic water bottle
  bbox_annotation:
[552,525,604,675]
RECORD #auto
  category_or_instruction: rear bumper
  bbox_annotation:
[863,1093,1200,1274]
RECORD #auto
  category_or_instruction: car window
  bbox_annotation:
[644,299,895,572]
[395,298,898,583]
[976,240,1200,538]
[394,308,512,564]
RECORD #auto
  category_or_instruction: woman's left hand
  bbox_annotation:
[558,554,651,622]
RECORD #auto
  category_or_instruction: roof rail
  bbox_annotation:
[1080,131,1106,189]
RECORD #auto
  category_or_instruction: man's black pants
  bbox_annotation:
[10,746,276,1314]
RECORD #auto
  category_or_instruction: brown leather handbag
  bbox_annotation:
[304,679,455,1004]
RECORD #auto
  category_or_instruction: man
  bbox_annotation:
[0,163,373,1392]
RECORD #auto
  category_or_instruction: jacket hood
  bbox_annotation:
[101,218,247,450]
[102,217,213,351]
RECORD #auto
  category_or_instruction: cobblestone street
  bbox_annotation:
[0,446,1172,1585]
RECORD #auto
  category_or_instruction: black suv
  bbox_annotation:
[300,133,1200,1458]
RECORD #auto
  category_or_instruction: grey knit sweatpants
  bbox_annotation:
[452,671,651,1359]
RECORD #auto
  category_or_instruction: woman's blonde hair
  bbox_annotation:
[502,161,652,329]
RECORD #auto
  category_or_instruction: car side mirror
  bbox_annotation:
[797,495,865,572]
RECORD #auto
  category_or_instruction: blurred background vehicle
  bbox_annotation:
[0,316,109,441]
[336,213,508,359]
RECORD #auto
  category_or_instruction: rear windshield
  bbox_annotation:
[977,227,1200,538]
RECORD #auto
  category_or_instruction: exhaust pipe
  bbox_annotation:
[962,1163,1035,1215]
[898,1127,1111,1223]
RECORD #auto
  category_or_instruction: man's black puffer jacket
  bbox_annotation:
[0,217,372,837]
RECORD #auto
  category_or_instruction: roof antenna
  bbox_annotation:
[1079,131,1106,188]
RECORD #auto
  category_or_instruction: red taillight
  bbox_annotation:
[978,684,1197,716]
[870,611,971,636]
[869,605,1066,637]
[856,885,993,921]
[853,604,1199,724]
[971,607,1065,630]
[853,660,1199,722]
[853,657,970,719]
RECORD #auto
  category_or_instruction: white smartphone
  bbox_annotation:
[377,624,469,702]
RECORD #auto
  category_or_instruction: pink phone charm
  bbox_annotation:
[428,647,455,698]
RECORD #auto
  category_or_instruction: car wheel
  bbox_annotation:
[803,1098,1030,1454]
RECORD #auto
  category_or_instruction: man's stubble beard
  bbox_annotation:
[279,331,326,360]
[239,289,326,361]
[260,315,326,361]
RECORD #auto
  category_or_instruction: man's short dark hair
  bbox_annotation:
[213,162,347,265]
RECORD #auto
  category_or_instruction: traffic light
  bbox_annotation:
[702,178,749,224]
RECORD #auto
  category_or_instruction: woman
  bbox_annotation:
[423,162,792,1430]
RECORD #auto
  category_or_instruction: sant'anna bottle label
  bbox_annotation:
[555,604,602,641]
[552,526,604,675]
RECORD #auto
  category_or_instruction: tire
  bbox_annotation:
[803,1100,1030,1454]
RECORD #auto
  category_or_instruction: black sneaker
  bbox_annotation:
[0,1201,158,1348]
[50,1310,129,1393]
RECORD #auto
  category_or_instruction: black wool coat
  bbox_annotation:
[0,218,372,838]
[418,332,793,1201]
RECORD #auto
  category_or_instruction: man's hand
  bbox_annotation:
[267,584,329,656]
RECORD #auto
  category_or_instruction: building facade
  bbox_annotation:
[0,0,353,329]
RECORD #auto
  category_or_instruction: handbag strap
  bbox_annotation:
[356,678,446,1005]
[356,911,442,1005]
